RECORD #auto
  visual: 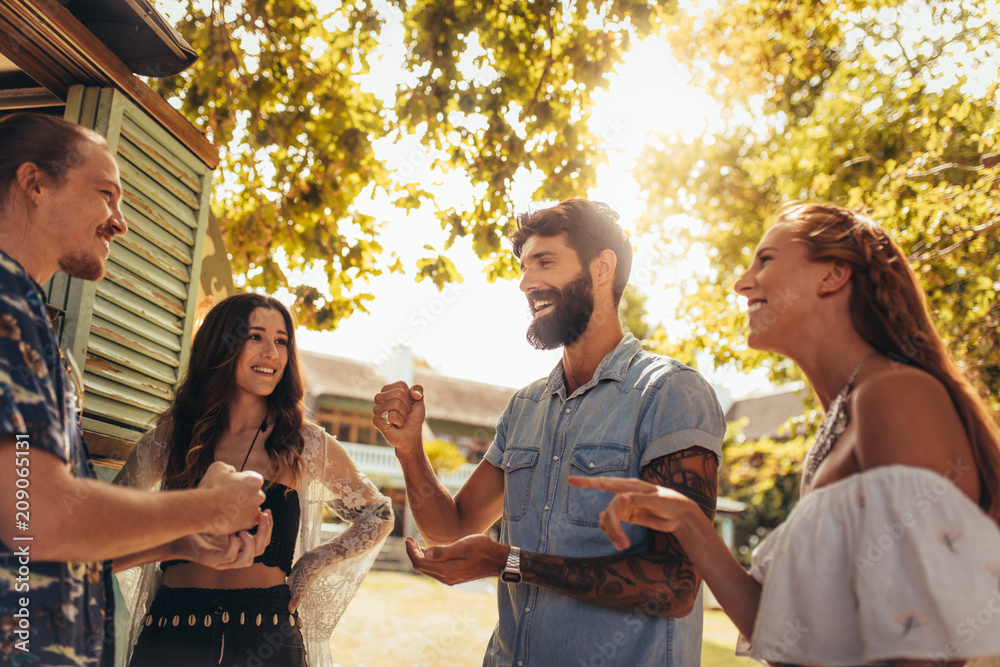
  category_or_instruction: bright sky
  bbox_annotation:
[293,31,755,404]
[154,0,773,406]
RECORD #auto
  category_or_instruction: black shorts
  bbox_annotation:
[128,585,306,667]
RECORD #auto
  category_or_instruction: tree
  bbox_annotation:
[719,418,811,565]
[635,0,1000,405]
[154,0,675,328]
[619,282,651,341]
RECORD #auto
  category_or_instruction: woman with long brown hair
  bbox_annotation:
[115,293,393,667]
[573,202,1000,665]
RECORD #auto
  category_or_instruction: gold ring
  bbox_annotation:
[381,410,390,425]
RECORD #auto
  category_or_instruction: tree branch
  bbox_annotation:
[831,155,884,182]
[910,214,1000,267]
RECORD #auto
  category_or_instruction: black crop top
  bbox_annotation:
[161,481,300,575]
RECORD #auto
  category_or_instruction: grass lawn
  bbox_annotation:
[702,609,758,667]
[330,571,498,666]
[332,570,756,666]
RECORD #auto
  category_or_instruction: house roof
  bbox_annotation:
[725,388,811,441]
[299,350,517,430]
[1,0,217,165]
[65,0,198,76]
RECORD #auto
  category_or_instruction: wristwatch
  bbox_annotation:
[500,546,522,584]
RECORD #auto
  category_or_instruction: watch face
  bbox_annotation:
[500,571,521,583]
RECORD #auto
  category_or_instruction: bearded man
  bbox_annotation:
[373,198,725,666]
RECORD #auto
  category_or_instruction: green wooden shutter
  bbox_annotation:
[47,84,213,441]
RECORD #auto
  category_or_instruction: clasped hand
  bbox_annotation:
[568,476,699,550]
[199,460,267,534]
[175,509,274,571]
[171,465,274,572]
[372,382,425,455]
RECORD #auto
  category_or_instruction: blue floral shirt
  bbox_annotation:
[0,250,113,666]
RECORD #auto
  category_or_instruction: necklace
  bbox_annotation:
[802,350,880,489]
[239,417,269,473]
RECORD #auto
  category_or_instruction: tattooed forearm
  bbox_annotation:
[642,446,719,520]
[518,446,719,617]
[520,537,701,616]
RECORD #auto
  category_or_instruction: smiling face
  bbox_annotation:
[518,232,595,349]
[234,307,289,399]
[39,142,128,281]
[732,224,833,353]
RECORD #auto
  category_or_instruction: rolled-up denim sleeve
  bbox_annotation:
[483,397,512,467]
[638,367,725,469]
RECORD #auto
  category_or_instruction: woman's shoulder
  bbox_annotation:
[136,419,173,454]
[298,420,325,437]
[850,363,969,474]
[853,362,947,404]
[298,420,349,458]
[297,420,329,450]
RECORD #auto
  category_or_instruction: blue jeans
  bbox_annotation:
[128,585,305,667]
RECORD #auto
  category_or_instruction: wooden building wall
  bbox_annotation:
[47,84,212,444]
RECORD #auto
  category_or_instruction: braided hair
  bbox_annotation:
[775,202,1000,520]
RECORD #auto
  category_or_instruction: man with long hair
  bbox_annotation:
[374,198,726,666]
[0,113,268,666]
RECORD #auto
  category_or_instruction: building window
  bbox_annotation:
[316,407,381,445]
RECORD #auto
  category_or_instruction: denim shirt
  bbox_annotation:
[482,334,725,667]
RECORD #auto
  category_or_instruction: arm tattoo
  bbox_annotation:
[520,446,719,617]
[642,445,718,520]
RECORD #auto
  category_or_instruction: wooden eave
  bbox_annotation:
[0,0,218,169]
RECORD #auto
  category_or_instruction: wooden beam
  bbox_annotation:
[83,431,134,464]
[0,0,219,169]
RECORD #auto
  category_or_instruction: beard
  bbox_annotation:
[58,251,104,281]
[526,271,595,350]
[59,224,114,281]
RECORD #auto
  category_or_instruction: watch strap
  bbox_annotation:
[501,545,521,583]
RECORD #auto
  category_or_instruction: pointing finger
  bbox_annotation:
[568,476,658,494]
[598,498,632,550]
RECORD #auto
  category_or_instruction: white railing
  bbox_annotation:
[439,463,477,489]
[341,442,402,480]
[340,441,476,492]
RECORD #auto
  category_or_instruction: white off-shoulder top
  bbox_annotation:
[740,465,1000,666]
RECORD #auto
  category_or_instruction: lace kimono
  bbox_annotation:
[114,421,394,667]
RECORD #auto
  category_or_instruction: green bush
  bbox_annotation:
[719,419,811,566]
